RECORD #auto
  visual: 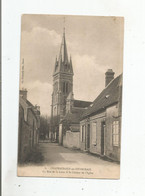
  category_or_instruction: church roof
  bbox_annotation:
[63,112,82,124]
[82,74,122,119]
[73,100,92,108]
[61,109,84,124]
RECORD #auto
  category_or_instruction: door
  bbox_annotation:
[87,124,90,150]
[101,122,105,155]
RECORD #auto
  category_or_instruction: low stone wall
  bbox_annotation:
[63,131,80,149]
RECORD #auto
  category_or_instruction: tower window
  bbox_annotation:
[62,82,69,94]
[53,107,57,116]
[54,82,58,92]
[63,82,65,93]
[66,83,68,93]
[64,64,67,71]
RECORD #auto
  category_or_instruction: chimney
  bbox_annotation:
[34,105,40,115]
[20,88,27,100]
[105,69,115,87]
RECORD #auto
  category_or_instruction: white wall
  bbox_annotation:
[63,131,80,149]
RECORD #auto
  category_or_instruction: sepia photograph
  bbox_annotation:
[18,14,124,179]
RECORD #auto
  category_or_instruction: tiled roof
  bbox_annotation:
[20,97,40,121]
[71,107,86,113]
[82,74,122,119]
[62,109,84,124]
[73,100,92,108]
[26,100,34,107]
[64,113,81,124]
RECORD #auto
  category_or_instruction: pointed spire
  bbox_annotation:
[63,24,65,36]
[70,55,73,74]
[55,55,57,64]
[53,56,58,73]
[63,17,65,36]
[67,92,74,100]
[53,24,73,76]
[58,27,68,64]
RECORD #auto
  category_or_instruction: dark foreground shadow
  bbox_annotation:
[19,147,44,166]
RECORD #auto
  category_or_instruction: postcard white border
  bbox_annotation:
[2,0,145,196]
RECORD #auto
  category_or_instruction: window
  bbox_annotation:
[62,82,69,94]
[53,107,57,116]
[112,121,119,146]
[54,82,58,92]
[92,122,97,145]
[63,82,65,93]
[80,126,83,141]
[66,82,68,93]
[64,63,67,71]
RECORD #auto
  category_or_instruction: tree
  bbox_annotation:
[39,115,50,140]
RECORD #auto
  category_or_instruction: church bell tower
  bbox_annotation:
[51,28,74,131]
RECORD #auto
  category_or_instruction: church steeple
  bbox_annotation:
[70,55,73,74]
[53,29,73,75]
[51,25,74,141]
[58,28,68,63]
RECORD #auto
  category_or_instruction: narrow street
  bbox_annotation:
[18,141,120,178]
[37,141,120,179]
[38,141,117,166]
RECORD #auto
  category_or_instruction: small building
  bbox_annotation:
[59,92,92,148]
[80,70,122,162]
[18,89,40,163]
[60,113,81,149]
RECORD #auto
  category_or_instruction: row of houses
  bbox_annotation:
[18,89,40,163]
[58,70,122,162]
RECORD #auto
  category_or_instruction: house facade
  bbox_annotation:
[18,89,40,162]
[80,70,122,162]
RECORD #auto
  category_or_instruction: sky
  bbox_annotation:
[20,14,124,116]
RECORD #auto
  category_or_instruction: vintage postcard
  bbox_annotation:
[18,14,124,179]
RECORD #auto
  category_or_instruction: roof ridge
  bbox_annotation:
[74,99,92,103]
[81,73,122,119]
[104,73,121,89]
